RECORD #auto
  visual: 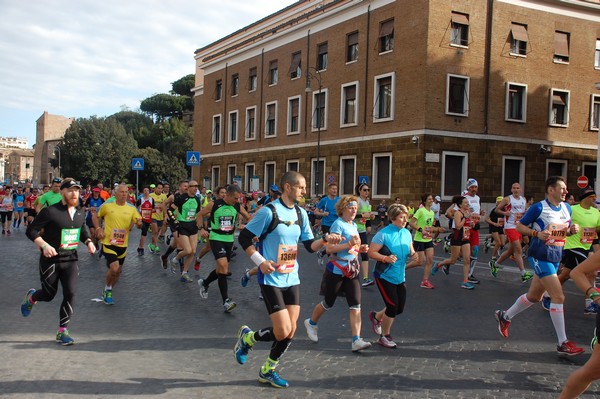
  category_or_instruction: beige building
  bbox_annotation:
[0,136,29,183]
[33,111,73,185]
[193,0,600,204]
[4,149,34,184]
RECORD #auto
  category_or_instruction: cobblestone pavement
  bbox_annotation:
[1,227,599,398]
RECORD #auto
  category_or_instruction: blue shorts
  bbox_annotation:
[528,257,559,279]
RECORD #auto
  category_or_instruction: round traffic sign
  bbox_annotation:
[577,175,589,189]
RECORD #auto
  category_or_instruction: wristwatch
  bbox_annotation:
[322,233,329,243]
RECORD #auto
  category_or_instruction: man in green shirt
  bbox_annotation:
[35,178,63,213]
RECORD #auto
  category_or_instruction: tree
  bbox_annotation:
[140,93,190,121]
[171,74,195,98]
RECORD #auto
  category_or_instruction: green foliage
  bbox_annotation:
[140,93,191,121]
[171,74,195,97]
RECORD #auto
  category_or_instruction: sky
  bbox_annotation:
[0,0,297,148]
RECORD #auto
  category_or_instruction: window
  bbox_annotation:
[340,156,356,195]
[265,101,277,137]
[264,162,276,192]
[231,74,239,96]
[347,31,358,63]
[546,160,567,181]
[245,163,256,192]
[215,79,222,101]
[510,23,528,56]
[373,73,394,121]
[287,96,301,135]
[311,89,328,131]
[269,60,278,85]
[249,67,257,92]
[212,114,221,145]
[245,106,256,140]
[341,83,358,126]
[446,74,470,116]
[317,42,328,71]
[286,160,299,172]
[212,166,220,188]
[450,12,469,47]
[553,31,570,63]
[289,52,302,79]
[505,83,527,122]
[227,165,236,185]
[372,153,391,198]
[502,156,525,197]
[591,94,600,131]
[583,162,597,191]
[311,158,325,196]
[228,111,238,142]
[549,89,569,127]
[379,19,394,53]
[594,39,600,69]
[441,151,468,199]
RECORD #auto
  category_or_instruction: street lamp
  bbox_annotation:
[595,82,600,195]
[56,145,61,178]
[305,67,323,196]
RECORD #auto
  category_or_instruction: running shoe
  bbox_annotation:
[20,288,36,317]
[193,258,201,271]
[362,278,375,287]
[6,230,11,235]
[234,325,253,365]
[467,275,480,284]
[442,265,450,275]
[147,244,154,254]
[430,262,439,276]
[169,256,179,274]
[377,335,397,348]
[494,310,510,338]
[198,278,208,299]
[223,298,236,313]
[160,254,168,270]
[56,329,75,346]
[435,237,442,243]
[369,311,382,335]
[258,369,289,388]
[584,303,599,315]
[542,296,551,311]
[557,340,585,356]
[521,271,533,283]
[137,248,144,256]
[103,289,114,305]
[351,337,372,352]
[443,243,450,253]
[461,281,475,290]
[591,328,597,351]
[304,318,318,342]
[489,259,499,278]
[241,269,251,287]
[484,237,490,253]
[180,273,193,283]
[420,279,435,289]
[165,234,172,245]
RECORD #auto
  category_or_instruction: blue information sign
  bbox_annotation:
[186,151,201,166]
[132,158,144,171]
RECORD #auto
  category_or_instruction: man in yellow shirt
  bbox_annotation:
[149,183,167,254]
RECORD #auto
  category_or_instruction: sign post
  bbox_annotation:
[186,151,201,181]
[577,175,589,189]
[132,158,144,197]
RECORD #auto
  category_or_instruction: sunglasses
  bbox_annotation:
[189,184,198,187]
[361,188,370,192]
[52,178,62,183]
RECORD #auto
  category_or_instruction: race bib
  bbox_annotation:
[422,226,433,240]
[514,212,524,223]
[16,201,23,208]
[60,228,80,250]
[462,226,471,241]
[109,228,127,245]
[153,205,163,216]
[185,210,196,221]
[141,209,152,220]
[497,219,505,227]
[581,227,597,244]
[219,216,235,232]
[546,224,568,247]
[470,214,481,224]
[276,244,297,273]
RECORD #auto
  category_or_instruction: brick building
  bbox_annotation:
[193,0,600,204]
[33,111,73,185]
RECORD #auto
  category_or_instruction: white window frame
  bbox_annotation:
[264,161,276,192]
[373,72,395,123]
[595,39,600,69]
[227,164,237,185]
[287,95,301,135]
[311,88,329,132]
[310,157,326,197]
[505,82,527,123]
[546,159,567,181]
[269,61,278,86]
[378,19,394,55]
[249,68,257,92]
[446,74,470,117]
[346,31,359,64]
[372,153,392,199]
[212,114,222,145]
[245,163,255,192]
[549,88,570,127]
[317,42,328,72]
[231,74,239,97]
[590,94,600,131]
[245,106,257,141]
[340,81,359,128]
[265,101,278,138]
[286,159,300,172]
[211,165,220,188]
[228,110,238,143]
[501,156,526,196]
[450,12,469,48]
[339,155,357,195]
[441,151,468,200]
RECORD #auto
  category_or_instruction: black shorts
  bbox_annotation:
[562,248,590,270]
[0,211,12,222]
[177,221,199,237]
[26,208,36,217]
[151,219,164,228]
[358,231,369,261]
[375,277,406,318]
[102,244,127,267]
[489,225,504,234]
[433,220,441,228]
[413,241,434,252]
[140,221,151,236]
[260,284,300,315]
[320,269,361,308]
[211,240,234,260]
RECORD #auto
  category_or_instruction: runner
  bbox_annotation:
[0,187,13,235]
[92,183,142,305]
[83,187,104,248]
[232,171,342,388]
[431,195,442,243]
[12,186,25,229]
[494,176,584,356]
[149,183,167,254]
[160,181,188,271]
[135,186,154,256]
[20,178,96,345]
[464,178,485,284]
[24,187,38,226]
[36,178,63,213]
[484,196,506,261]
[367,203,418,348]
[356,183,375,287]
[303,195,371,352]
[314,183,340,264]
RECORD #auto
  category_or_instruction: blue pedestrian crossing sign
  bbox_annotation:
[186,151,201,166]
[358,176,369,185]
[132,158,144,171]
